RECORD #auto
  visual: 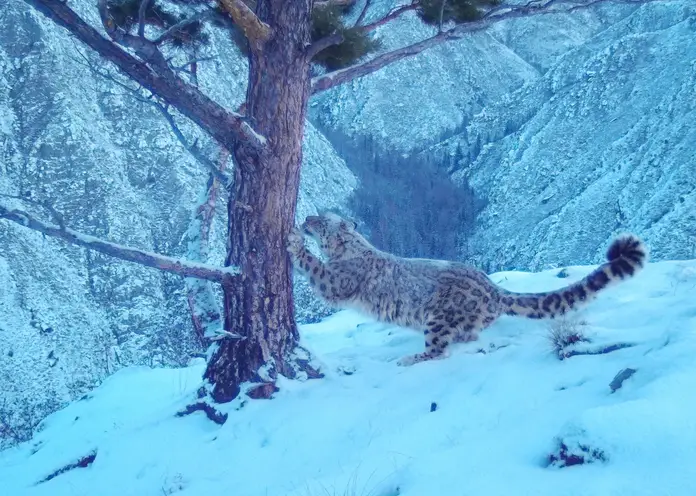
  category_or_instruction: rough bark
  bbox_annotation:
[203,0,322,403]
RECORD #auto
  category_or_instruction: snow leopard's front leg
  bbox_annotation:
[288,227,324,275]
[287,227,331,295]
[287,228,357,305]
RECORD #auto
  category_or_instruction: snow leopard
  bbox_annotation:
[287,212,647,366]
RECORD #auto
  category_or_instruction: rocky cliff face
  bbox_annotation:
[451,1,696,271]
[313,0,696,270]
[0,0,355,446]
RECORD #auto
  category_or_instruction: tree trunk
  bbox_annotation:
[204,0,321,403]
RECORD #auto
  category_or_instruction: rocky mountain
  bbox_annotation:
[313,0,696,270]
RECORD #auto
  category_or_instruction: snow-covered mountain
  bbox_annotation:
[2,257,695,495]
[313,0,696,269]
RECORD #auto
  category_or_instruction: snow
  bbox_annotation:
[2,258,696,495]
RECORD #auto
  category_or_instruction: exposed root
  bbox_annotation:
[176,402,228,425]
[246,383,279,399]
[564,342,635,359]
[37,450,97,484]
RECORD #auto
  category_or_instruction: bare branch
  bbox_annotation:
[482,0,664,19]
[173,56,216,72]
[0,204,239,284]
[313,0,666,94]
[154,104,233,186]
[72,49,233,187]
[25,0,266,152]
[185,149,230,344]
[217,0,271,51]
[97,0,173,76]
[153,10,215,46]
[354,0,373,27]
[0,193,65,230]
[356,2,418,33]
[312,30,453,94]
[438,0,447,33]
[306,31,345,60]
[315,0,357,8]
[137,0,152,38]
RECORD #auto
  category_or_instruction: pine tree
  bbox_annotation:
[5,0,660,418]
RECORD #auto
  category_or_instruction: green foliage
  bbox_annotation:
[311,4,382,71]
[417,0,501,25]
[106,0,210,47]
[105,0,381,69]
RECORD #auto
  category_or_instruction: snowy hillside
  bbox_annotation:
[2,258,695,495]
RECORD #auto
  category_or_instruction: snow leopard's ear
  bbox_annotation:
[340,218,357,231]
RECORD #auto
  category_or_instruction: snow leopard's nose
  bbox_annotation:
[305,216,325,228]
[303,216,321,235]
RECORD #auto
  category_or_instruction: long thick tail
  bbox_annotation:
[498,234,648,319]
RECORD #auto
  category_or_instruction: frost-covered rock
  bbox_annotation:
[0,0,354,446]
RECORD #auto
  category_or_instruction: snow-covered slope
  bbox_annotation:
[2,257,695,495]
[0,0,356,437]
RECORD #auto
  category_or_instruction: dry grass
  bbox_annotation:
[547,316,591,360]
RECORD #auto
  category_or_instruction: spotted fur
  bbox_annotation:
[287,213,648,366]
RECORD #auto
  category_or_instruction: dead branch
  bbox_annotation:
[0,204,239,284]
[306,31,345,60]
[356,2,418,33]
[315,0,357,8]
[185,149,230,344]
[312,0,666,94]
[312,29,454,93]
[153,10,215,45]
[25,0,265,152]
[97,0,173,76]
[354,0,373,27]
[438,0,447,32]
[481,0,655,19]
[0,193,65,230]
[173,56,216,72]
[72,50,232,186]
[137,0,152,38]
[154,105,233,187]
[217,0,271,51]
